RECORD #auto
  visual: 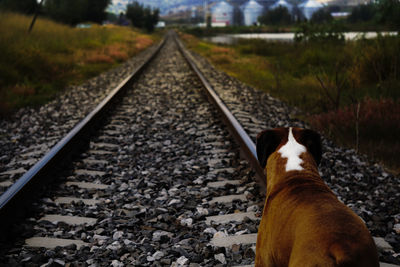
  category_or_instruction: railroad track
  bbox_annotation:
[0,31,399,266]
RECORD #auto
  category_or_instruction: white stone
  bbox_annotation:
[153,230,173,241]
[373,237,393,251]
[90,246,100,252]
[204,227,217,235]
[168,199,181,206]
[235,229,249,235]
[214,253,226,264]
[176,256,189,265]
[193,177,204,184]
[168,187,179,195]
[210,233,258,247]
[53,231,63,237]
[25,237,88,249]
[213,231,228,239]
[53,259,66,266]
[124,239,133,245]
[208,194,247,204]
[196,207,209,216]
[113,231,124,240]
[206,212,258,225]
[119,183,129,191]
[0,181,13,187]
[54,197,102,205]
[380,263,400,267]
[65,181,108,190]
[106,241,122,251]
[393,224,400,234]
[0,167,26,176]
[207,180,241,188]
[111,260,124,267]
[246,205,259,212]
[180,218,193,227]
[74,169,106,177]
[93,234,109,241]
[152,251,165,260]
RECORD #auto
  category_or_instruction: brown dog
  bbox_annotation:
[255,127,379,267]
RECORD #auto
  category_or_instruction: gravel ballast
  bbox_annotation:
[0,43,160,195]
[0,35,399,266]
[0,36,262,266]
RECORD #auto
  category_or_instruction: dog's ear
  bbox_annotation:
[297,129,322,166]
[256,129,283,169]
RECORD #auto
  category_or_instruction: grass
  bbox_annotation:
[181,32,400,173]
[0,12,158,115]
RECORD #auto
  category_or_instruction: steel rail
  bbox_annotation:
[173,33,266,190]
[0,36,167,239]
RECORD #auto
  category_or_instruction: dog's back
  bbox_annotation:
[255,127,379,267]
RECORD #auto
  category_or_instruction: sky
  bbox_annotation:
[108,0,170,14]
[108,0,204,15]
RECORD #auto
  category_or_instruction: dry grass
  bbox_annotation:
[135,36,154,51]
[84,53,115,64]
[309,98,400,173]
[0,12,156,115]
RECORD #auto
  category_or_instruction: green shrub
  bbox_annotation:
[348,4,377,23]
[310,8,333,24]
[259,6,293,26]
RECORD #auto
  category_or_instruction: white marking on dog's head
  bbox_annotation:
[278,127,306,172]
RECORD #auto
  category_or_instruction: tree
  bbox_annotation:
[0,0,37,14]
[310,9,333,24]
[347,3,376,23]
[84,0,110,23]
[126,1,159,32]
[258,6,292,25]
[375,0,400,28]
[145,9,160,32]
[43,0,110,25]
[126,1,144,28]
[44,0,86,25]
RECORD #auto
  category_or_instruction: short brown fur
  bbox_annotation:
[255,127,379,267]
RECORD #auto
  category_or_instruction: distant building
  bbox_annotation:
[241,0,264,26]
[299,0,324,20]
[269,0,293,13]
[156,21,166,28]
[211,1,234,26]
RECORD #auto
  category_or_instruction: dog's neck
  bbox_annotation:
[265,149,321,198]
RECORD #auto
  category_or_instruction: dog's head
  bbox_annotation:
[256,127,322,171]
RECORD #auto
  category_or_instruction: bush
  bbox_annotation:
[310,8,333,24]
[353,35,400,87]
[309,98,400,171]
[348,4,377,23]
[258,6,292,25]
[347,0,400,29]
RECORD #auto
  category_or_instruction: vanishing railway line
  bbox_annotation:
[0,32,399,266]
